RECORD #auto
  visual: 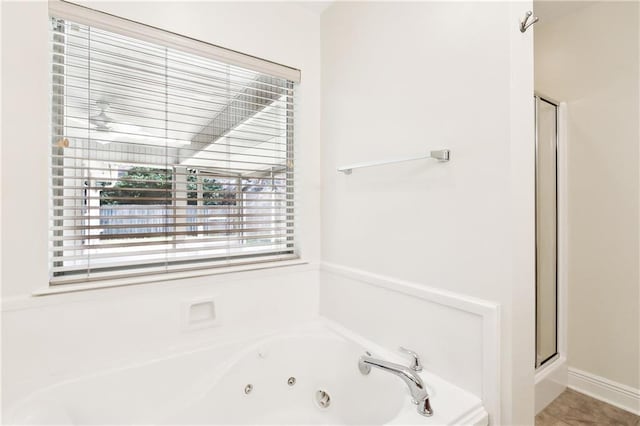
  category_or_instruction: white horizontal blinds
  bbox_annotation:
[50,16,297,284]
[48,1,301,83]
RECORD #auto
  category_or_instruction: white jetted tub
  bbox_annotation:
[6,321,488,425]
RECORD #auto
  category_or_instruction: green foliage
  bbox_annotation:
[187,175,236,206]
[100,167,236,206]
[100,167,171,205]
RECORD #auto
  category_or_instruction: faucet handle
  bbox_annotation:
[399,346,423,372]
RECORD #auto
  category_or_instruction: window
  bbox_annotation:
[49,6,298,284]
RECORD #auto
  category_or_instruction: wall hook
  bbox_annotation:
[520,10,539,33]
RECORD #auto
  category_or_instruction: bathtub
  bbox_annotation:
[6,320,488,425]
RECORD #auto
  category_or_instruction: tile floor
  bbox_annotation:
[536,389,639,426]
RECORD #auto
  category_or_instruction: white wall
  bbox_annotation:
[535,1,640,391]
[2,1,540,423]
[1,0,321,412]
[319,2,535,424]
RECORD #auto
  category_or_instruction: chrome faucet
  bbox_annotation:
[358,347,433,417]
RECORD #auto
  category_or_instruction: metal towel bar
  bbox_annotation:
[337,149,450,175]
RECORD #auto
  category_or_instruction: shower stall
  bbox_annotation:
[535,95,559,369]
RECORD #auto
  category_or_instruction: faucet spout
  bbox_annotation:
[359,354,433,417]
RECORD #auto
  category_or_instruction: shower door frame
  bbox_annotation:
[534,93,568,411]
[534,94,560,369]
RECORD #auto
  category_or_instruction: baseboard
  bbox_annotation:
[568,367,640,415]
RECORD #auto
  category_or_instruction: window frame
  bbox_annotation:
[48,1,301,286]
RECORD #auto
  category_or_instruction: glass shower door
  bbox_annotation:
[535,96,558,368]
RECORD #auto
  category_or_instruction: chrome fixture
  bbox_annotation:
[315,390,331,408]
[520,11,539,33]
[337,149,450,175]
[358,349,433,417]
[399,346,423,372]
[287,377,296,386]
[244,384,253,394]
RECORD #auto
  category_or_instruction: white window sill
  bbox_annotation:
[33,258,309,296]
